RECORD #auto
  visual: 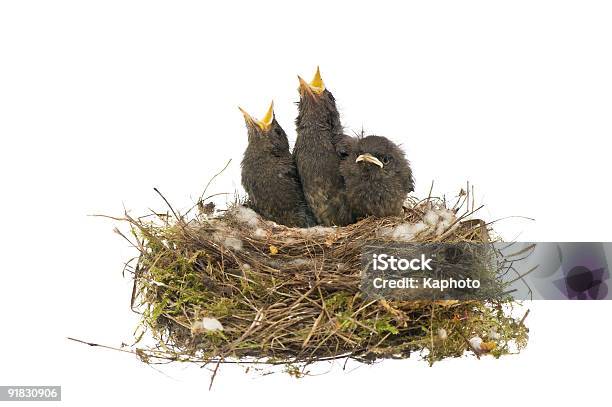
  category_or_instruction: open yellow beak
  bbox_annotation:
[356,153,384,168]
[298,66,326,95]
[238,101,274,131]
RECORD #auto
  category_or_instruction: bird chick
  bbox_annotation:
[240,102,316,228]
[339,135,414,219]
[294,67,353,226]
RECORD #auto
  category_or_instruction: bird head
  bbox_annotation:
[341,135,414,192]
[298,66,326,97]
[296,67,340,129]
[239,102,290,152]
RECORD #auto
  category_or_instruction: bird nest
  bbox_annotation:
[116,188,528,377]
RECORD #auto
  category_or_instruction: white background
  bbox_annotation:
[1,1,611,405]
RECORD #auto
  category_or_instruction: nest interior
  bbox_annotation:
[120,190,528,373]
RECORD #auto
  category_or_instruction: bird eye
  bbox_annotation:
[381,155,392,165]
[338,149,349,159]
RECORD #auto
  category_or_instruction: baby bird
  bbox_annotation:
[294,67,353,226]
[240,102,316,228]
[338,135,414,219]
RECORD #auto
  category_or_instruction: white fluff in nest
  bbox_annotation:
[438,328,448,340]
[202,317,224,331]
[423,210,440,226]
[488,329,501,340]
[191,317,224,334]
[253,228,267,238]
[212,230,244,252]
[423,208,457,236]
[379,222,428,241]
[223,236,243,251]
[469,336,483,351]
[299,226,335,236]
[232,206,261,228]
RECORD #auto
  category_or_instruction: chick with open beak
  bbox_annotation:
[240,102,316,227]
[293,67,353,226]
[338,135,414,219]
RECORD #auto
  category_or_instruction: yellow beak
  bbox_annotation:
[309,66,325,93]
[238,101,274,131]
[298,66,326,95]
[356,153,384,168]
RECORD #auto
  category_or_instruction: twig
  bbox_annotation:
[519,309,530,326]
[209,359,222,390]
[153,187,181,222]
